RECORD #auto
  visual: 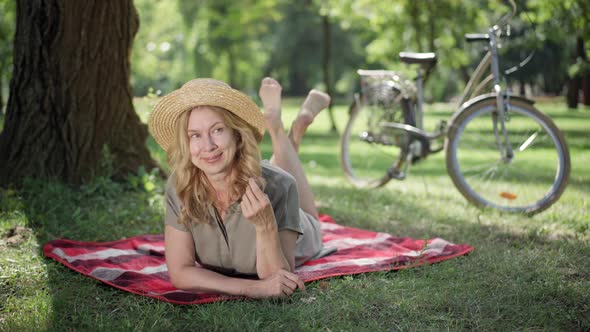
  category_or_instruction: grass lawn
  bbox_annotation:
[1,98,589,331]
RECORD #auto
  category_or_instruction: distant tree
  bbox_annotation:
[496,5,569,96]
[317,0,490,101]
[177,0,279,90]
[265,4,325,95]
[0,0,158,187]
[312,0,367,132]
[265,2,363,94]
[528,0,590,108]
[131,0,194,95]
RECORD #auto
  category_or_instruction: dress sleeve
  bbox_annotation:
[165,176,189,232]
[267,172,303,235]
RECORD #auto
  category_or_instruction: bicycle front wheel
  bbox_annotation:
[446,98,570,214]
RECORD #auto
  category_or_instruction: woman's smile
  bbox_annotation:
[201,153,223,164]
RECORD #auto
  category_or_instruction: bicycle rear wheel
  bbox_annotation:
[340,96,411,188]
[446,98,570,214]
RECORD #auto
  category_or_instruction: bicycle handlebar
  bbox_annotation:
[465,33,490,43]
[496,0,517,28]
[464,0,516,42]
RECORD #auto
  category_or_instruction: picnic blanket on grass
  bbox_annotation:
[43,214,473,304]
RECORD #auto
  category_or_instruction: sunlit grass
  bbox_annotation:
[0,99,588,330]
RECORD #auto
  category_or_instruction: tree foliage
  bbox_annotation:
[131,0,194,95]
[2,0,588,111]
[176,0,280,90]
[126,0,590,101]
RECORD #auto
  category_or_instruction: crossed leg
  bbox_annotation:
[258,77,331,219]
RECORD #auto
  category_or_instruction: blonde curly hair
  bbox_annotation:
[167,106,263,226]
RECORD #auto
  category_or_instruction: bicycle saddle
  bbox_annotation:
[399,52,437,66]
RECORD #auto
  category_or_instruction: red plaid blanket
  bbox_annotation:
[43,215,473,304]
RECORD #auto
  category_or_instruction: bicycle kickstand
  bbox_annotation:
[387,154,409,180]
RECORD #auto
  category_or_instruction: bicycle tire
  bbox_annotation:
[446,97,570,214]
[340,97,411,188]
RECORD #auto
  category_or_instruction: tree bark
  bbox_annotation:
[0,0,158,187]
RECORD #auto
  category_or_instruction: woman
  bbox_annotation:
[148,77,333,299]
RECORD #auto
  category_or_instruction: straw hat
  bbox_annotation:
[149,78,265,151]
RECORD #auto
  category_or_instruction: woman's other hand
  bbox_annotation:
[240,178,276,232]
[242,269,305,299]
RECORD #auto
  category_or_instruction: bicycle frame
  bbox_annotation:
[459,0,517,106]
[341,0,570,213]
[349,0,522,179]
[410,0,519,163]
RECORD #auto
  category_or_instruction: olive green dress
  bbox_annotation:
[165,162,332,277]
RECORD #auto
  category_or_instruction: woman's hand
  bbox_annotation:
[240,178,276,232]
[241,177,292,277]
[242,269,305,299]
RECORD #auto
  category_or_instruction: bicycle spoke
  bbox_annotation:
[517,131,538,152]
[447,101,569,213]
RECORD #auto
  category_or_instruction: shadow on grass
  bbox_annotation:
[311,183,589,329]
[561,129,590,149]
[15,176,167,330]
[3,173,588,330]
[5,104,588,329]
[541,109,590,120]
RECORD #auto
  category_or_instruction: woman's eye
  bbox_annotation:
[213,127,224,134]
[190,133,201,139]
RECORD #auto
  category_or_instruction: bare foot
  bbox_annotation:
[299,89,331,125]
[289,89,331,147]
[258,77,283,134]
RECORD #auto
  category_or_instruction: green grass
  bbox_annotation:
[1,99,589,331]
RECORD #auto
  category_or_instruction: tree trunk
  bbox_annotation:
[583,72,590,106]
[289,71,308,96]
[578,37,590,106]
[0,0,158,187]
[566,37,587,109]
[519,81,526,96]
[227,47,237,88]
[407,1,423,52]
[0,73,4,113]
[427,0,436,52]
[322,14,337,133]
[566,77,580,109]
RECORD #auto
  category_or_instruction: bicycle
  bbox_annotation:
[340,0,570,215]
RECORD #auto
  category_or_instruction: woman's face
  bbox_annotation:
[187,107,237,178]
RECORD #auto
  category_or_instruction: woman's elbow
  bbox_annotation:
[167,267,189,290]
[257,271,271,280]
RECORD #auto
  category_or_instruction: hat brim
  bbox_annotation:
[148,80,265,152]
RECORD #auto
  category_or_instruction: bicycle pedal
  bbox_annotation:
[411,155,423,164]
[388,168,406,180]
[435,120,447,134]
[428,145,444,154]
